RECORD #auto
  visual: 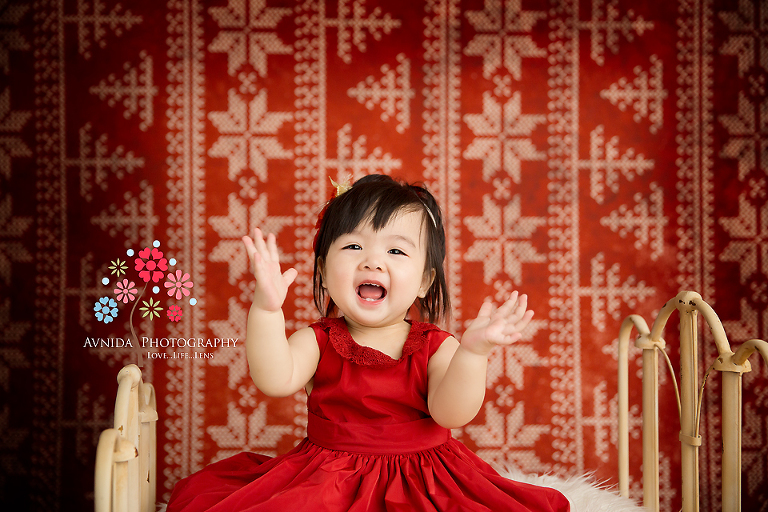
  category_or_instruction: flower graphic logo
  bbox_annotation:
[114,279,138,303]
[109,258,128,277]
[140,297,163,320]
[96,239,196,330]
[167,304,183,322]
[165,270,193,300]
[135,247,168,283]
[94,297,119,324]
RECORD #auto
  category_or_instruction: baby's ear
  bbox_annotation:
[418,268,436,298]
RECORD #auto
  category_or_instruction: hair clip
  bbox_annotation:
[418,197,437,228]
[313,176,351,253]
[423,203,437,228]
[329,176,352,197]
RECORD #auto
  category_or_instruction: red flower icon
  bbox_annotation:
[167,305,183,322]
[135,247,169,283]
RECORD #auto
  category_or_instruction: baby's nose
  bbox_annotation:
[362,258,384,271]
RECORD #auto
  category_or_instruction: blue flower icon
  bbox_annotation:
[94,297,119,324]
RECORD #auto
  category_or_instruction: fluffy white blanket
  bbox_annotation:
[498,467,645,512]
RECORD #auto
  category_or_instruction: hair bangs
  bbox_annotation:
[367,192,426,233]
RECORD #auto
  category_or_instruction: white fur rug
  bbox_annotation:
[498,467,644,512]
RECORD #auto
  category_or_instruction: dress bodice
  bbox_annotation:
[306,318,453,453]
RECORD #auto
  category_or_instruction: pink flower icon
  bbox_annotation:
[167,305,183,322]
[165,270,193,300]
[135,247,168,283]
[114,279,138,303]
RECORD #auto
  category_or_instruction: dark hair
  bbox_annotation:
[313,174,450,323]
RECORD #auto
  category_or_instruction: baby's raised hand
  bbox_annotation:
[461,291,534,356]
[242,228,298,312]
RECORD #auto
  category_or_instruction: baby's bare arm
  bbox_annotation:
[243,229,319,397]
[427,338,488,429]
[428,292,533,428]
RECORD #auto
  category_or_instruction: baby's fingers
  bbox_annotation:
[502,309,534,335]
[503,290,520,309]
[494,291,523,319]
[475,300,495,320]
[242,236,257,265]
[252,228,272,261]
[250,249,271,282]
[513,294,529,319]
[282,267,298,288]
[266,232,281,262]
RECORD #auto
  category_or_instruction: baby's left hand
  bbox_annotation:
[461,291,534,357]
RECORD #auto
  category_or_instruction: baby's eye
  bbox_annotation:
[343,244,362,250]
[388,248,407,256]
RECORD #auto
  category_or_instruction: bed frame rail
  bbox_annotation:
[94,364,158,512]
[618,291,768,512]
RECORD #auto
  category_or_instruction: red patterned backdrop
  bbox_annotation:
[3,0,768,510]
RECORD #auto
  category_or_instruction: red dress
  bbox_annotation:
[167,318,570,511]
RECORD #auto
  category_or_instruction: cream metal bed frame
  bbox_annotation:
[94,364,158,512]
[93,291,767,511]
[618,291,768,512]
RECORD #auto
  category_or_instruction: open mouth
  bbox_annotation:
[356,283,387,302]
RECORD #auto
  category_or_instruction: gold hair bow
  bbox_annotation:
[329,176,352,197]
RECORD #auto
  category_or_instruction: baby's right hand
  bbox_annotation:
[242,228,298,312]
